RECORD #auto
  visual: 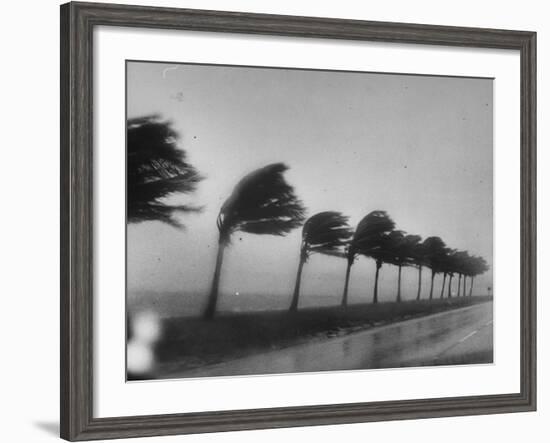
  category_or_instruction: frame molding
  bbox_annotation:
[60,2,536,440]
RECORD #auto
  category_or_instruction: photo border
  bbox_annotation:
[60,2,536,440]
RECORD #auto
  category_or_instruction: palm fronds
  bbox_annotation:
[217,163,306,243]
[422,237,447,271]
[302,211,353,258]
[127,115,203,228]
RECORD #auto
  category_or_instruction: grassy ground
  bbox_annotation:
[141,296,492,378]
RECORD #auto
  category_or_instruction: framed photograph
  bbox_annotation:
[60,1,536,441]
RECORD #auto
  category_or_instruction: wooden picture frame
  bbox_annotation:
[60,1,536,440]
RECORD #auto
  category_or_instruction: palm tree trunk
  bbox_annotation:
[396,265,403,302]
[204,240,226,320]
[440,273,447,299]
[429,270,435,300]
[373,261,382,304]
[416,266,423,301]
[469,276,474,296]
[289,257,305,311]
[341,259,353,307]
[457,274,462,297]
[447,274,453,298]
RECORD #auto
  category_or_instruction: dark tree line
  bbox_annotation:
[127,116,490,319]
[316,210,489,311]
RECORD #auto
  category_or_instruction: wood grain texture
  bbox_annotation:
[60,2,536,441]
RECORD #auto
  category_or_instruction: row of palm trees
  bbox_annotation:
[203,162,489,319]
[290,210,489,312]
[127,116,489,320]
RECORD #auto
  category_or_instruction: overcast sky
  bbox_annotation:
[127,61,493,312]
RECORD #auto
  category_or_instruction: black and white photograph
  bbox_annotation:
[126,60,493,381]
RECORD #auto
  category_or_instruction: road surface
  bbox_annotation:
[169,301,493,378]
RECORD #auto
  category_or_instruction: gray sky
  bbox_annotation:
[127,61,493,313]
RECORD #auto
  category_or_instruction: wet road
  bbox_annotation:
[173,301,493,378]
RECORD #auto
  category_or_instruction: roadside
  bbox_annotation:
[135,295,493,380]
[167,300,493,378]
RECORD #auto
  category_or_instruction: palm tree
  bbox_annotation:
[290,212,352,311]
[204,163,306,319]
[453,251,470,297]
[404,234,423,301]
[342,211,395,305]
[446,254,455,298]
[438,248,455,299]
[468,256,490,296]
[447,271,454,297]
[422,236,447,300]
[444,250,461,298]
[412,240,427,301]
[127,115,203,227]
[385,232,421,302]
[440,271,447,299]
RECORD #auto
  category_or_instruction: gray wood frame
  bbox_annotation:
[60,2,536,441]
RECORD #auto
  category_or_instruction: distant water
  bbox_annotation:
[128,290,346,318]
[128,287,489,319]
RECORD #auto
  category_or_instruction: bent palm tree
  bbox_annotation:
[389,233,422,302]
[412,240,427,301]
[342,211,395,306]
[438,248,453,299]
[204,163,306,319]
[290,212,352,311]
[422,237,447,300]
[127,115,203,228]
[440,272,447,299]
[444,250,459,298]
[468,256,490,296]
[453,251,470,297]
